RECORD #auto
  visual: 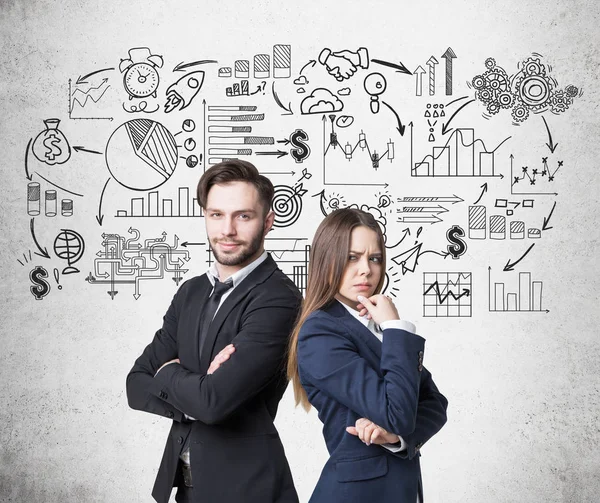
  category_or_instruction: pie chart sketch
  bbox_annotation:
[105,119,178,191]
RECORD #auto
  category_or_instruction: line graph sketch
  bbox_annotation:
[413,128,511,177]
[423,272,472,317]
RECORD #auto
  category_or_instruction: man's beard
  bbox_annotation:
[210,228,265,267]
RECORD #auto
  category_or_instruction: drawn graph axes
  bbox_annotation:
[68,79,113,121]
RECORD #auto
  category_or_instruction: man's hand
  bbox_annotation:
[207,344,235,375]
[346,417,400,446]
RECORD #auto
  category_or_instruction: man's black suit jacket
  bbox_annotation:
[126,255,302,503]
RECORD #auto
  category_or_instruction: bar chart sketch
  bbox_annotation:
[27,182,76,217]
[468,206,541,240]
[208,237,309,294]
[218,44,291,80]
[488,267,548,313]
[205,104,273,165]
[423,272,472,317]
[412,128,510,177]
[115,187,203,218]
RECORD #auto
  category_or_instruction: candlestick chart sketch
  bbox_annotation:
[17,43,580,318]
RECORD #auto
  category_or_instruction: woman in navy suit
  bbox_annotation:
[287,208,448,502]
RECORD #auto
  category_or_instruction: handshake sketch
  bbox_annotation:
[318,47,369,81]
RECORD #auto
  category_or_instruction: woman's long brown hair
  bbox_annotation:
[287,208,386,411]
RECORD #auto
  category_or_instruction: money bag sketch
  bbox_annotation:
[32,118,72,165]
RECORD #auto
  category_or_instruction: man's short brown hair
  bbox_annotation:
[197,160,274,216]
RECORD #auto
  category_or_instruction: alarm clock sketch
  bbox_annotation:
[119,47,164,100]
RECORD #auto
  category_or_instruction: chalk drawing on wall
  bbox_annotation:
[85,229,190,299]
[488,266,548,313]
[423,271,472,317]
[105,119,178,191]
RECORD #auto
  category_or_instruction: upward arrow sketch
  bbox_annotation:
[414,66,426,96]
[427,56,438,96]
[441,47,457,95]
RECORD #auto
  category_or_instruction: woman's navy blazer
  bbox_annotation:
[297,301,448,503]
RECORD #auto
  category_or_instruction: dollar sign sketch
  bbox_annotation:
[289,129,310,163]
[43,133,62,162]
[30,265,51,300]
[446,225,467,259]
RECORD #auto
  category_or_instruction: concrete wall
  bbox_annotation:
[1,0,599,501]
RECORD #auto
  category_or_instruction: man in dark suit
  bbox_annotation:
[126,160,302,503]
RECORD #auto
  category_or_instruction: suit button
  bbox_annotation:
[177,436,183,444]
[167,411,174,418]
[160,391,168,399]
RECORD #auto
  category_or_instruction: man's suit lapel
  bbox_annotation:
[198,255,278,372]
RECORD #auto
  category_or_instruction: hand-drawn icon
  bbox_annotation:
[273,44,292,78]
[54,229,85,275]
[186,155,199,168]
[396,195,462,225]
[468,205,486,239]
[511,156,562,195]
[32,119,71,165]
[70,77,111,113]
[272,184,307,228]
[317,47,369,81]
[182,118,196,132]
[324,116,394,176]
[16,250,33,267]
[423,272,472,317]
[471,55,579,122]
[377,192,392,211]
[27,182,41,216]
[446,225,467,259]
[363,73,387,114]
[27,181,79,218]
[489,267,547,313]
[122,100,160,114]
[165,71,205,113]
[272,82,293,115]
[105,119,178,190]
[335,115,354,128]
[30,265,51,300]
[314,190,347,217]
[412,127,510,177]
[294,76,308,86]
[390,242,448,275]
[253,54,270,78]
[119,47,164,100]
[289,129,310,163]
[115,186,203,218]
[301,88,344,114]
[441,47,457,95]
[427,56,438,96]
[53,268,62,290]
[218,67,232,78]
[85,229,190,299]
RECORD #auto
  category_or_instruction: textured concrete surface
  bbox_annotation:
[1,0,599,501]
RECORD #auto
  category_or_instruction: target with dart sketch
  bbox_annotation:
[272,184,307,228]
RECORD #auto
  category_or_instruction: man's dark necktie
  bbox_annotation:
[181,277,234,475]
[198,278,233,359]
